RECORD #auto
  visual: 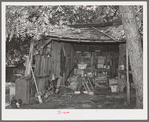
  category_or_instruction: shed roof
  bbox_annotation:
[46,19,125,43]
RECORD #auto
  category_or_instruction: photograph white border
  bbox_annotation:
[2,1,148,120]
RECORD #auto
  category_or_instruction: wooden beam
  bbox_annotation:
[25,40,34,77]
[92,26,118,42]
[126,44,130,104]
[36,39,52,56]
[91,52,94,73]
[51,37,124,43]
[41,38,52,49]
[48,36,126,43]
[38,36,125,54]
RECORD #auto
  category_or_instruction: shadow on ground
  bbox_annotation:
[6,86,136,109]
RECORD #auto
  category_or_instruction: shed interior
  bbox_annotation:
[32,38,126,97]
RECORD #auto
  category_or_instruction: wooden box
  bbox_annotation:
[77,63,87,69]
[74,69,84,77]
[15,78,29,104]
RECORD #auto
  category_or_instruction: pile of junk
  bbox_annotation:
[5,55,120,109]
[64,51,110,96]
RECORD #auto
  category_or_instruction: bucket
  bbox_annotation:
[110,85,118,93]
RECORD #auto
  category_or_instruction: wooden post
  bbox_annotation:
[25,40,34,77]
[126,44,130,104]
[91,52,94,73]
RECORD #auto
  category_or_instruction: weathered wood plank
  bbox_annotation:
[45,55,49,86]
[56,42,61,77]
[25,40,34,77]
[34,55,41,77]
[55,42,58,77]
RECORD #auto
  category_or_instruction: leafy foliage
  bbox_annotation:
[6,5,122,41]
[5,5,143,65]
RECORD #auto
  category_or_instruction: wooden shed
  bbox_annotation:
[29,20,127,95]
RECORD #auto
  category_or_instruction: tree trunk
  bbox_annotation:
[120,6,143,109]
[25,40,34,77]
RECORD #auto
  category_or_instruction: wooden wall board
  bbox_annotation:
[34,40,77,90]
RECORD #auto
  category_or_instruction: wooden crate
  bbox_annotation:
[74,69,84,77]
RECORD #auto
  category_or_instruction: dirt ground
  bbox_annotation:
[6,86,136,109]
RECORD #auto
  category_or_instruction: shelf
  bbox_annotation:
[94,68,109,72]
